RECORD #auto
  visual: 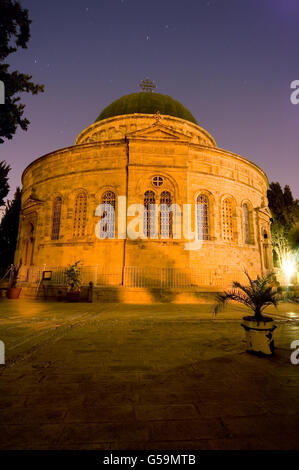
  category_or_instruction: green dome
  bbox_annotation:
[95,92,197,124]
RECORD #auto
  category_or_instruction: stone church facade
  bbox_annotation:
[15,92,273,300]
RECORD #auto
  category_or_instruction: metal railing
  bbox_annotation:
[17,265,249,289]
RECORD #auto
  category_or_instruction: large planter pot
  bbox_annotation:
[66,291,80,302]
[7,287,22,299]
[241,316,276,356]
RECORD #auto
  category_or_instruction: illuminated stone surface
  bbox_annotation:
[0,300,298,449]
[15,93,273,298]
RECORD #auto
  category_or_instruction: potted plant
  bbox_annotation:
[65,260,81,302]
[7,263,22,299]
[214,271,279,356]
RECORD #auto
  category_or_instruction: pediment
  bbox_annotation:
[256,205,272,220]
[22,194,44,212]
[126,123,191,141]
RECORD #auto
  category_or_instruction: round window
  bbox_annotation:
[152,176,164,187]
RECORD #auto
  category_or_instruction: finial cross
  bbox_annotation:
[139,77,156,92]
[154,111,161,124]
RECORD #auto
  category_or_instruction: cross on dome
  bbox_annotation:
[139,77,156,92]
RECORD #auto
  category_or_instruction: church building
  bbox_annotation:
[15,85,273,302]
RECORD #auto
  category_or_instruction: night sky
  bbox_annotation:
[1,0,299,199]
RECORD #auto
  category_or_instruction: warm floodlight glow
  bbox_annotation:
[281,254,296,285]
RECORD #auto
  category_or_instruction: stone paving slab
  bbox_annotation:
[135,404,199,421]
[149,418,227,441]
[0,300,299,449]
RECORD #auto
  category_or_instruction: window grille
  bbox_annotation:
[222,198,233,241]
[160,191,173,238]
[243,203,250,244]
[144,190,156,238]
[100,191,116,239]
[196,194,209,240]
[73,192,87,238]
[51,197,62,240]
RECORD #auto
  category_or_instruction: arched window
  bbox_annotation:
[51,197,62,240]
[243,203,250,244]
[73,192,87,238]
[160,191,173,238]
[100,191,116,239]
[144,190,156,238]
[222,198,233,241]
[196,194,209,240]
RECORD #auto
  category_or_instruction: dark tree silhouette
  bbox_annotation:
[0,186,21,271]
[0,160,10,206]
[267,182,299,229]
[289,224,299,251]
[0,0,44,143]
[267,182,299,266]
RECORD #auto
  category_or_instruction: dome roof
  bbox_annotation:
[95,92,197,124]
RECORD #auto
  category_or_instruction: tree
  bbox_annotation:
[0,186,21,271]
[289,224,299,251]
[0,0,44,143]
[0,160,10,206]
[267,182,299,230]
[267,182,285,224]
[267,182,299,268]
[270,220,289,269]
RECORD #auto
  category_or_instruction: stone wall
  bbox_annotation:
[15,114,273,290]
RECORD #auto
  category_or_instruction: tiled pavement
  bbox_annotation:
[0,300,298,450]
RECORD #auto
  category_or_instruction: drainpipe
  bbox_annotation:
[255,208,264,275]
[121,136,129,286]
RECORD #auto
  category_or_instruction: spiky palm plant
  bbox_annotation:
[65,260,81,293]
[214,271,279,322]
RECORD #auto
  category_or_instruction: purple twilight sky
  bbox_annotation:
[1,0,299,199]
